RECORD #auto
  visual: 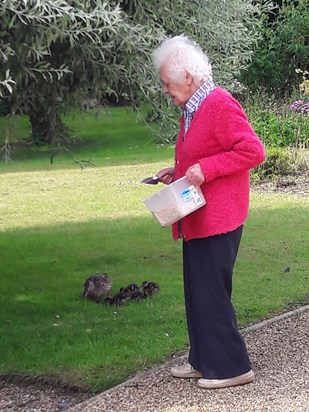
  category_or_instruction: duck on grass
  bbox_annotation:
[82,273,160,306]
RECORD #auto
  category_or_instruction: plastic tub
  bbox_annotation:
[143,177,206,227]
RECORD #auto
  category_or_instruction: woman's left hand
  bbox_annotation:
[185,163,205,186]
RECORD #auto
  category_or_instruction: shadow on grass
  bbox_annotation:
[0,202,308,392]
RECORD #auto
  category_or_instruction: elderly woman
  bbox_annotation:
[152,35,266,389]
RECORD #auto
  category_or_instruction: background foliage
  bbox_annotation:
[241,0,309,96]
[242,93,309,147]
[0,0,272,145]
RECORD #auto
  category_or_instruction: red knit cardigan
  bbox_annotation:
[172,87,266,241]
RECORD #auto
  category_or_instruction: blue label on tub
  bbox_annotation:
[181,188,193,201]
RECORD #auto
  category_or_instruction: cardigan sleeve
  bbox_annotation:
[198,95,266,182]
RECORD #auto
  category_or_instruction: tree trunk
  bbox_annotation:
[28,107,52,145]
[28,105,69,146]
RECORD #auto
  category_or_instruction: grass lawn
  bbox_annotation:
[0,109,308,393]
[0,108,174,171]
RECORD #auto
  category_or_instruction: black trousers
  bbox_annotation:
[182,225,251,379]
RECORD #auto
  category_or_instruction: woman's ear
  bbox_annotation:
[185,71,193,86]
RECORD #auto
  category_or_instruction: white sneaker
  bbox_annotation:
[171,363,202,378]
[198,369,255,389]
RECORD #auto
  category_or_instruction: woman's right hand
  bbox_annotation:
[156,167,175,185]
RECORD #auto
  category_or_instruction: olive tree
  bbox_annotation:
[0,0,164,145]
[0,0,272,146]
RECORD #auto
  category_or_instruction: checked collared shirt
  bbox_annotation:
[183,78,215,137]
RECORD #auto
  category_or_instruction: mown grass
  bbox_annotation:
[0,107,174,171]
[0,109,308,393]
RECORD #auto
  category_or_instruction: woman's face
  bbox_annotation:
[159,65,192,108]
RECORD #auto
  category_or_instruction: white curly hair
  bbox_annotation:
[152,35,212,84]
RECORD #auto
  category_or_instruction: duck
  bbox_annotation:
[119,283,140,297]
[105,292,129,306]
[103,280,160,306]
[83,273,112,303]
[130,290,147,302]
[141,281,160,298]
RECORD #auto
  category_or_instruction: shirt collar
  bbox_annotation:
[185,79,215,114]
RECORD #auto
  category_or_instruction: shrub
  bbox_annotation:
[241,92,309,148]
[252,146,308,183]
[254,147,292,181]
[290,99,309,116]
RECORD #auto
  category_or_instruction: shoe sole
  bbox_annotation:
[197,370,254,389]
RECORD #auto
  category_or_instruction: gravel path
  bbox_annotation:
[0,381,88,412]
[68,306,309,412]
[1,307,307,412]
